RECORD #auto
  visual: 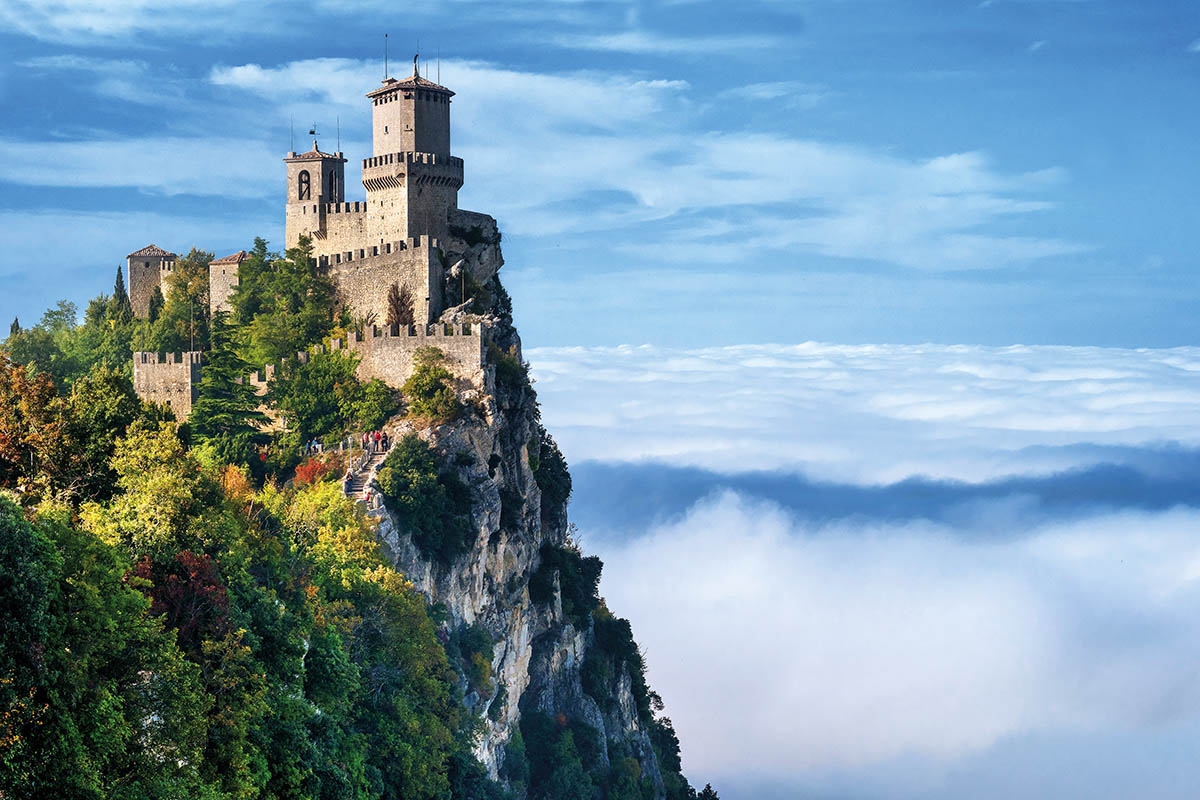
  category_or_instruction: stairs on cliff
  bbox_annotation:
[345,448,388,501]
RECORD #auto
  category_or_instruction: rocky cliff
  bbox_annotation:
[368,215,686,798]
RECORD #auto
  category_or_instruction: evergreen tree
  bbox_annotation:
[111,265,132,320]
[148,285,164,324]
[189,312,267,469]
[8,316,18,337]
[698,784,720,800]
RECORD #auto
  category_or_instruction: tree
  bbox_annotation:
[147,285,164,324]
[698,784,720,800]
[375,434,473,564]
[145,249,213,353]
[235,237,337,367]
[386,281,415,328]
[188,312,267,470]
[112,265,132,320]
[402,346,461,422]
[8,317,18,337]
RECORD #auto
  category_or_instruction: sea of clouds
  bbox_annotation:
[528,343,1200,799]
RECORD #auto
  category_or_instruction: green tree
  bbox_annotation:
[269,349,395,448]
[147,285,164,325]
[189,312,267,470]
[402,346,461,422]
[111,266,132,321]
[375,434,474,564]
[144,249,212,353]
[60,364,141,501]
[698,784,720,800]
[236,237,337,367]
[8,317,18,337]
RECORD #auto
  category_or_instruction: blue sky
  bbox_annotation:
[1,0,1198,346]
[5,2,1200,798]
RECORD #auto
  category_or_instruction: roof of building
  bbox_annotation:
[366,66,454,99]
[127,243,176,259]
[211,250,248,266]
[286,140,345,161]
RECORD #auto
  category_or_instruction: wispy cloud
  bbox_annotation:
[548,30,781,56]
[19,55,185,105]
[528,343,1200,483]
[209,57,1079,272]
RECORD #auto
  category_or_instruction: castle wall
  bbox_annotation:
[133,351,202,419]
[317,202,369,257]
[323,235,444,326]
[345,322,484,388]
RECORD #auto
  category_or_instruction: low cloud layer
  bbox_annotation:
[591,492,1200,798]
[538,342,1200,798]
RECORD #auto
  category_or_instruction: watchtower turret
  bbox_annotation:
[283,140,348,250]
[127,243,176,319]
[361,59,464,242]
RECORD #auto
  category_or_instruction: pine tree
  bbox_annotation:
[698,784,720,800]
[111,265,132,319]
[8,316,18,337]
[188,312,267,469]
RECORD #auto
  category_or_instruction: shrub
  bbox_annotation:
[402,347,461,423]
[375,434,474,564]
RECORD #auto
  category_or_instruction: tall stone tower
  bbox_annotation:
[283,60,464,254]
[127,243,177,318]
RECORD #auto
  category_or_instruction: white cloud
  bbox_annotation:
[528,342,1200,483]
[548,30,781,56]
[0,0,261,41]
[593,493,1200,787]
[0,137,281,197]
[207,57,1079,272]
[19,54,184,105]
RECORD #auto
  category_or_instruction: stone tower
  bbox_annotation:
[283,140,348,253]
[283,60,464,254]
[127,243,177,318]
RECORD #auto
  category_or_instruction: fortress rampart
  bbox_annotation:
[323,236,444,327]
[133,351,202,418]
[133,322,486,422]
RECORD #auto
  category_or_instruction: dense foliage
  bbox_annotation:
[401,347,462,423]
[375,434,474,564]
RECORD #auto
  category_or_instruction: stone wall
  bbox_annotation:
[347,321,484,388]
[133,351,202,418]
[323,235,443,326]
[209,258,242,315]
[128,252,175,319]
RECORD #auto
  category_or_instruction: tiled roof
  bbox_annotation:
[211,250,248,266]
[287,140,342,160]
[366,69,454,99]
[127,243,176,258]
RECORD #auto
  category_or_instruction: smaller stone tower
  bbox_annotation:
[127,244,177,318]
[209,250,247,315]
[283,140,348,252]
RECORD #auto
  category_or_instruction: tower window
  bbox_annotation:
[299,170,311,200]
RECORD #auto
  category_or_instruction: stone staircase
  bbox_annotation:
[345,448,388,501]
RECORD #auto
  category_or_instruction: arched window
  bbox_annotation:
[327,171,337,199]
[298,170,311,200]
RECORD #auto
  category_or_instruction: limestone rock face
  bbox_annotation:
[368,230,668,798]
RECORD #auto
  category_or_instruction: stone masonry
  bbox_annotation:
[127,244,176,319]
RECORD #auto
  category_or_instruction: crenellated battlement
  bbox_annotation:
[133,350,204,419]
[315,235,441,269]
[362,152,464,170]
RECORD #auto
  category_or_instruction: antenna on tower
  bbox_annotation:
[384,33,389,79]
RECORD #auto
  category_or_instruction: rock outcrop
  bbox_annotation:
[368,216,672,798]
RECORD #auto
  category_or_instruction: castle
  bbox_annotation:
[131,61,489,418]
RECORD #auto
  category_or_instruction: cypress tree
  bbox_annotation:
[8,317,18,337]
[147,285,164,324]
[112,266,132,317]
